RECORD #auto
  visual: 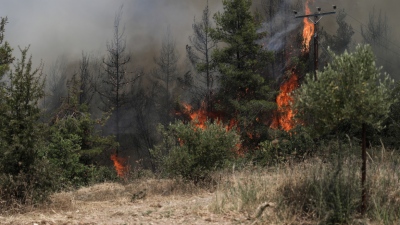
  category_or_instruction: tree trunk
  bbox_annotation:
[361,123,367,215]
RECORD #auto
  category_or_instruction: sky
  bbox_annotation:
[1,0,399,72]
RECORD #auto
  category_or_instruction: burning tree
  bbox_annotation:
[269,0,316,132]
[210,0,275,147]
[294,44,394,215]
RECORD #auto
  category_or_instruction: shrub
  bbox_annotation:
[0,157,57,212]
[254,126,314,166]
[151,120,240,182]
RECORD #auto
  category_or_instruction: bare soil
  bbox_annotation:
[0,180,248,225]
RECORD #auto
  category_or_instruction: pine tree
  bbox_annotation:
[1,47,44,175]
[186,1,217,112]
[154,27,179,125]
[210,0,275,147]
[0,17,14,77]
[0,17,14,156]
[97,6,139,154]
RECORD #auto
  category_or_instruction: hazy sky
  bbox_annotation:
[0,0,223,68]
[1,0,399,71]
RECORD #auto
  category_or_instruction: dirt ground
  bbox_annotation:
[0,181,249,225]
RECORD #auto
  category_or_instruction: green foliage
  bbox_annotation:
[294,44,394,136]
[0,47,44,176]
[46,112,117,187]
[379,81,400,147]
[0,42,50,207]
[151,120,240,182]
[254,126,314,166]
[0,17,14,78]
[45,75,118,187]
[210,0,275,147]
[0,17,13,166]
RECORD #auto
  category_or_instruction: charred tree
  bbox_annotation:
[78,52,95,106]
[154,27,179,125]
[97,6,138,155]
[186,1,217,112]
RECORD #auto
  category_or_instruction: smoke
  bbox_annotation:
[257,0,302,51]
[1,0,400,74]
[255,0,400,52]
[0,0,223,71]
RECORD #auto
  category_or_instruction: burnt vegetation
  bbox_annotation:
[1,0,400,223]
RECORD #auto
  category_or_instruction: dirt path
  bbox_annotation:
[0,182,248,225]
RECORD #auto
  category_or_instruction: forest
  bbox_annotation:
[1,0,400,224]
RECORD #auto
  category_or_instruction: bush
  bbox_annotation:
[0,157,57,212]
[151,120,240,182]
[253,126,314,166]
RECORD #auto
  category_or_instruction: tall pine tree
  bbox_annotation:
[211,0,275,147]
[0,17,14,156]
[2,47,44,175]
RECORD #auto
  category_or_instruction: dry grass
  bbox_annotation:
[211,148,400,225]
[43,178,205,213]
[210,159,321,224]
[1,145,399,224]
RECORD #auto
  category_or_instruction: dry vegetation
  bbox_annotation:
[1,146,399,225]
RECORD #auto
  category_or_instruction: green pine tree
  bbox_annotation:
[0,17,14,159]
[210,0,275,147]
[1,46,44,175]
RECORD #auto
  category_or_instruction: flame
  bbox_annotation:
[270,0,314,132]
[271,72,299,131]
[178,102,243,154]
[302,0,314,52]
[111,154,128,178]
[180,102,237,131]
[181,103,209,130]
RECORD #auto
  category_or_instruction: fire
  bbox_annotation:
[302,0,314,52]
[181,103,209,130]
[111,153,128,178]
[180,102,237,131]
[270,0,314,132]
[178,102,243,154]
[271,72,299,131]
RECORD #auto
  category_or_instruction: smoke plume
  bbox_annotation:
[1,0,400,74]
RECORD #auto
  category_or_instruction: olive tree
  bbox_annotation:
[294,44,394,215]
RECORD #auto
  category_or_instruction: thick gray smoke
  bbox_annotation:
[1,0,400,71]
[0,0,223,70]
[254,0,400,52]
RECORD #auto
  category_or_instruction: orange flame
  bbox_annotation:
[178,102,242,154]
[181,103,209,130]
[302,0,314,52]
[110,154,128,178]
[270,0,314,132]
[271,72,299,131]
[180,102,237,131]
